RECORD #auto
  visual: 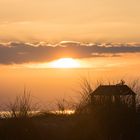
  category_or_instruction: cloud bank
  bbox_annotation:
[0,41,140,64]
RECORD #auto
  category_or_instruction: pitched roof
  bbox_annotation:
[91,85,136,96]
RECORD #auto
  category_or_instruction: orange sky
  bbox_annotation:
[0,0,140,107]
[0,53,140,108]
[0,0,140,42]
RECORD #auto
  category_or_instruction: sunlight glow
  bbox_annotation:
[49,58,81,68]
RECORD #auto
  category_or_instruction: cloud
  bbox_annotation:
[0,41,140,64]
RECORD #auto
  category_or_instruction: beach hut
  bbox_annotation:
[91,83,136,110]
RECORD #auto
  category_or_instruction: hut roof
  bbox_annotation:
[91,85,136,96]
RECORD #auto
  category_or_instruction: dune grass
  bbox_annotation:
[0,79,140,140]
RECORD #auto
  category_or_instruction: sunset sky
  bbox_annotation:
[0,0,140,108]
[0,0,140,42]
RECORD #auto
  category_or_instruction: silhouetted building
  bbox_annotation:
[90,83,137,140]
[91,84,136,111]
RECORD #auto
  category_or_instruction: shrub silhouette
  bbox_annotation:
[0,89,42,140]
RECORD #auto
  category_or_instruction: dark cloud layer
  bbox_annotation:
[0,41,140,64]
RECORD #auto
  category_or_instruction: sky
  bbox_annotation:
[0,0,140,108]
[0,0,140,42]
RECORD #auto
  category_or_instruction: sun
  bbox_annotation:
[49,58,80,68]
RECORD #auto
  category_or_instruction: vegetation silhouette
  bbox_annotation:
[0,79,140,140]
